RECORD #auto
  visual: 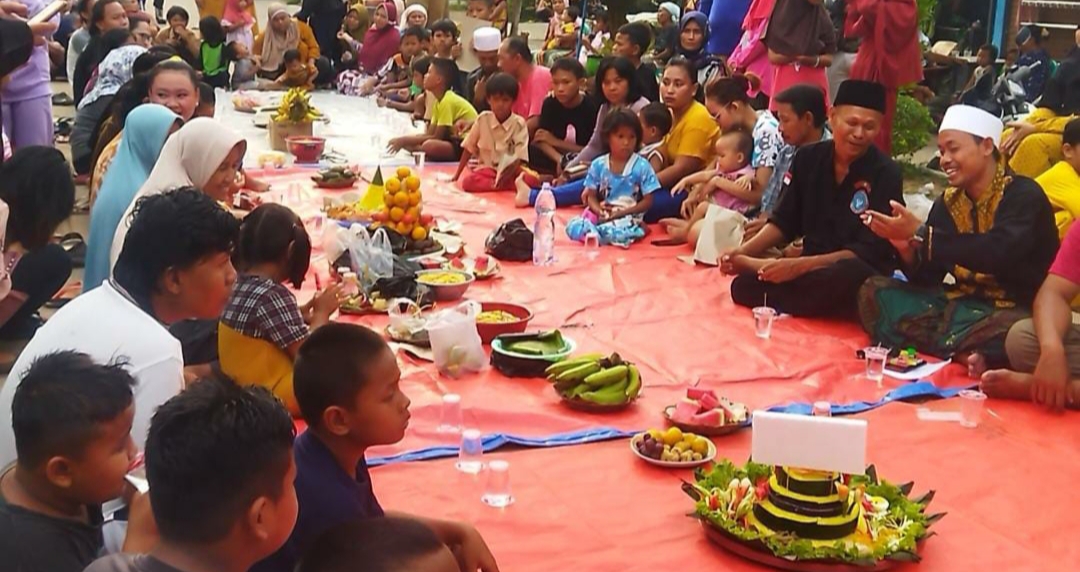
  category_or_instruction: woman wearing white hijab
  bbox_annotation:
[109,118,246,270]
[400,3,427,30]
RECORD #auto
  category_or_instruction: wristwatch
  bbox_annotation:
[908,224,930,251]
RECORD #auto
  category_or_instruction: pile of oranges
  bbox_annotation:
[370,166,434,241]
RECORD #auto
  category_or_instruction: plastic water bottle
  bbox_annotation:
[533,183,556,266]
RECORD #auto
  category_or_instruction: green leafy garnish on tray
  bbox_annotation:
[682,459,941,565]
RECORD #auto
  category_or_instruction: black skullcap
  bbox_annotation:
[833,80,886,115]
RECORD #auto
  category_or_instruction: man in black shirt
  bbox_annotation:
[530,58,597,175]
[720,80,902,319]
[614,22,660,102]
[464,26,501,113]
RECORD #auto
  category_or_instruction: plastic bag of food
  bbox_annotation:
[426,301,486,377]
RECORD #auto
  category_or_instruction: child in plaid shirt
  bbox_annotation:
[218,204,341,415]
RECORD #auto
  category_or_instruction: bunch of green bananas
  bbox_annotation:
[545,352,642,406]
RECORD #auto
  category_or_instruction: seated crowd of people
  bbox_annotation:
[1,1,1080,571]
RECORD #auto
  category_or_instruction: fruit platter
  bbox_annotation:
[546,352,642,412]
[631,427,716,468]
[444,255,500,280]
[683,460,940,571]
[368,166,441,256]
[664,388,750,436]
[312,166,359,189]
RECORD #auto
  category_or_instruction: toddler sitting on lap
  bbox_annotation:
[662,129,755,241]
[567,108,661,247]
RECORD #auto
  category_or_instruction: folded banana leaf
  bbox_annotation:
[500,330,566,356]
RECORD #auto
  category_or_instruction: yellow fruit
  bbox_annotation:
[411,225,428,241]
[396,166,412,179]
[405,206,419,219]
[389,206,405,222]
[647,429,664,441]
[691,436,710,455]
[393,191,410,208]
[673,441,691,453]
[408,192,421,206]
[397,221,412,234]
[662,427,683,447]
[405,175,421,191]
[386,177,402,193]
[383,191,394,206]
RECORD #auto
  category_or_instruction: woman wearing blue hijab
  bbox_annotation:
[83,104,180,292]
[678,11,728,89]
[699,0,752,57]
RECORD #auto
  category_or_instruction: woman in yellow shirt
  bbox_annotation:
[1034,117,1080,239]
[1002,57,1080,178]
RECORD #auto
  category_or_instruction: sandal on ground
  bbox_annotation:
[58,232,87,268]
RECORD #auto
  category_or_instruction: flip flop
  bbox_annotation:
[58,232,86,268]
[52,93,74,106]
[651,238,687,246]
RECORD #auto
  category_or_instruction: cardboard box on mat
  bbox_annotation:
[269,120,313,151]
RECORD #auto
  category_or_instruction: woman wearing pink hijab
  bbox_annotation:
[358,1,400,73]
[728,0,776,99]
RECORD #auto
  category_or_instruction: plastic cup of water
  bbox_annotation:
[455,429,484,474]
[583,231,600,260]
[864,346,890,382]
[412,151,426,171]
[812,401,832,417]
[752,306,776,339]
[437,393,463,434]
[481,460,514,508]
[958,389,987,428]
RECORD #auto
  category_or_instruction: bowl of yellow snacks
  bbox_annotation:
[475,302,533,344]
[414,269,474,301]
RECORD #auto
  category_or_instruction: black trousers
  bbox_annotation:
[0,244,73,340]
[730,257,879,320]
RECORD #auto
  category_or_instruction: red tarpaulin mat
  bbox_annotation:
[370,401,1080,571]
[253,166,992,462]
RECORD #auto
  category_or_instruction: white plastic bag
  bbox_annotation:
[693,204,747,266]
[345,224,394,290]
[426,301,486,377]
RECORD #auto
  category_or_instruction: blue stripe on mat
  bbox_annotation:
[367,381,974,466]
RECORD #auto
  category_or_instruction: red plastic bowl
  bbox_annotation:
[286,136,326,163]
[475,302,532,344]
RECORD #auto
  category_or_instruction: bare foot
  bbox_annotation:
[733,255,771,274]
[966,353,988,379]
[981,369,1033,400]
[514,184,532,208]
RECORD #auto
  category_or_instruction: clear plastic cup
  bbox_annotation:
[812,401,832,417]
[481,460,514,508]
[455,429,484,474]
[412,151,426,171]
[752,306,777,339]
[958,389,987,428]
[437,393,463,434]
[583,230,600,260]
[864,346,890,382]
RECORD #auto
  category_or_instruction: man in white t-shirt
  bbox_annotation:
[0,188,239,467]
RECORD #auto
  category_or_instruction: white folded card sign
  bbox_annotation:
[751,411,867,474]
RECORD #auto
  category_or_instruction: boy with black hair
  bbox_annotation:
[154,6,199,65]
[614,22,660,102]
[0,351,155,572]
[455,72,539,193]
[958,44,998,106]
[638,101,673,172]
[429,18,460,61]
[0,189,240,468]
[363,26,428,96]
[194,81,216,118]
[276,48,317,90]
[381,55,430,116]
[388,58,477,161]
[298,517,459,572]
[86,377,298,572]
[252,323,499,572]
[531,57,597,175]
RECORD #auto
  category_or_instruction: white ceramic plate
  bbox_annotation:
[629,433,717,468]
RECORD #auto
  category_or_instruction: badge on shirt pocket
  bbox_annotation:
[850,181,871,215]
